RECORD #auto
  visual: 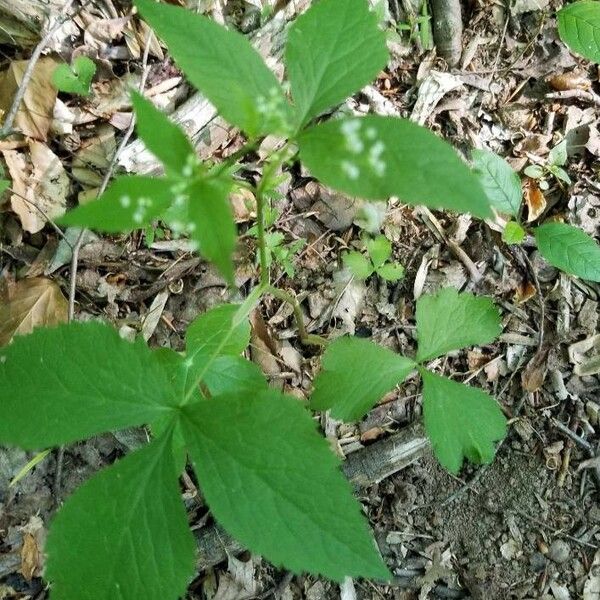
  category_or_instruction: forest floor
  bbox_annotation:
[1,0,600,598]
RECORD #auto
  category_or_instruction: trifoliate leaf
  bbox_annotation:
[471,149,522,216]
[51,56,96,96]
[311,336,415,421]
[299,116,492,218]
[415,288,501,363]
[135,0,292,136]
[181,390,390,581]
[342,251,373,279]
[59,176,174,231]
[365,235,392,269]
[285,0,388,128]
[46,433,196,600]
[376,262,405,281]
[558,1,600,63]
[131,91,195,178]
[0,322,176,449]
[421,370,507,473]
[534,222,600,282]
[502,221,526,245]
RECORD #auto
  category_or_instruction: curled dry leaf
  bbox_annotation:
[3,141,69,233]
[0,277,68,346]
[523,177,547,223]
[548,71,591,92]
[0,57,58,140]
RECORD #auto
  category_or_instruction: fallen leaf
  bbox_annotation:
[72,124,116,189]
[3,140,70,233]
[514,280,537,304]
[523,177,547,223]
[548,72,591,91]
[521,348,549,393]
[19,516,45,581]
[0,57,59,140]
[0,277,68,346]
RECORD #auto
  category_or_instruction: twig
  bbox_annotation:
[0,0,79,138]
[546,89,600,108]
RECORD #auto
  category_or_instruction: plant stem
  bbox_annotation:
[268,286,327,347]
[255,184,270,287]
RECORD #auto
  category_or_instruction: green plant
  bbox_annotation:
[472,148,600,280]
[52,56,96,96]
[343,233,405,281]
[523,140,571,189]
[558,0,600,63]
[0,0,515,594]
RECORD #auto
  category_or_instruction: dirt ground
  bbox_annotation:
[1,0,600,598]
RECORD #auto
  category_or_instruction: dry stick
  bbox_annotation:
[0,0,79,138]
[430,0,462,67]
[194,423,430,571]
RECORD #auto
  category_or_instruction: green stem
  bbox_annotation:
[255,184,270,287]
[268,286,327,347]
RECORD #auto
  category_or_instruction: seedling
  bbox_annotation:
[472,148,600,280]
[0,0,522,595]
[343,234,405,281]
[52,56,96,96]
[523,140,571,189]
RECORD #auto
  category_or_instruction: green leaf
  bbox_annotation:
[550,165,572,185]
[558,0,600,63]
[59,176,174,231]
[181,390,390,581]
[524,164,544,179]
[203,356,268,396]
[415,288,502,362]
[0,179,9,195]
[548,140,568,167]
[135,0,291,137]
[502,221,526,245]
[365,234,392,268]
[131,91,195,178]
[311,337,415,421]
[342,251,373,279]
[187,304,250,358]
[163,177,236,283]
[46,432,196,600]
[298,116,492,218]
[285,0,388,127]
[376,262,405,281]
[534,222,600,282]
[471,149,522,216]
[421,370,507,473]
[0,322,176,449]
[52,56,96,96]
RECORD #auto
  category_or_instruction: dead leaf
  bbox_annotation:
[230,188,256,223]
[523,178,547,223]
[72,124,116,189]
[548,71,591,91]
[19,516,45,581]
[0,277,68,346]
[3,140,69,233]
[250,309,282,383]
[514,280,537,304]
[521,348,549,393]
[0,57,58,140]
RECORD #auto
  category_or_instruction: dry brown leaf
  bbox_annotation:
[3,140,69,233]
[249,309,282,383]
[523,177,547,223]
[19,516,45,582]
[0,277,68,346]
[515,280,537,304]
[0,57,58,140]
[548,71,591,92]
[521,348,549,393]
[230,188,256,223]
[72,124,116,189]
